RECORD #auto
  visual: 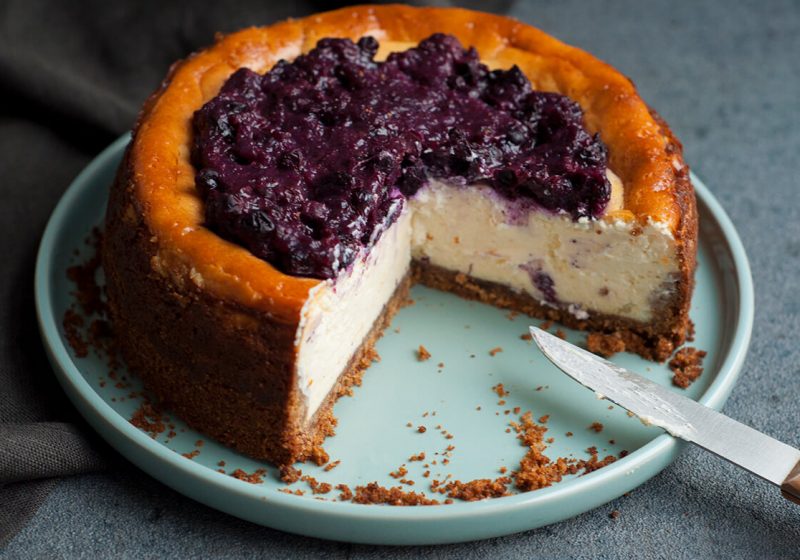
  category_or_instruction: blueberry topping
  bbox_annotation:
[520,262,559,304]
[193,34,611,279]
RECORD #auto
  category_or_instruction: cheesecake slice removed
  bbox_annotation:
[104,6,696,465]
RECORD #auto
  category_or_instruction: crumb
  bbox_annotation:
[520,332,533,341]
[301,475,333,495]
[417,426,427,433]
[499,466,507,474]
[217,460,226,467]
[580,447,617,474]
[489,347,503,357]
[406,422,413,427]
[538,415,550,424]
[195,440,204,447]
[589,422,604,433]
[182,450,200,460]
[279,465,303,484]
[609,510,620,519]
[231,468,267,484]
[492,383,508,397]
[437,362,444,368]
[409,452,426,462]
[554,329,566,340]
[686,320,696,342]
[566,432,573,437]
[512,412,572,491]
[476,406,482,411]
[130,402,166,438]
[62,310,88,357]
[323,460,341,472]
[336,484,353,501]
[669,347,707,388]
[351,482,439,506]
[586,332,626,358]
[540,320,552,330]
[437,477,511,501]
[417,345,431,361]
[63,230,119,368]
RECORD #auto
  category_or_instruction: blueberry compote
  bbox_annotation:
[192,34,610,279]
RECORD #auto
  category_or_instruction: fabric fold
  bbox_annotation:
[0,422,111,484]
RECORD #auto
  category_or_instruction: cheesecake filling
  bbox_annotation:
[409,179,679,323]
[296,178,679,423]
[193,34,611,280]
[296,211,412,420]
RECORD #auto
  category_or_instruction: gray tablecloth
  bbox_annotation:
[2,0,799,557]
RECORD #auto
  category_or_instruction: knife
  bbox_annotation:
[528,326,800,505]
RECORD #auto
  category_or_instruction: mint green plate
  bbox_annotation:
[35,135,753,545]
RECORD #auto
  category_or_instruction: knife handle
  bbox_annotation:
[781,460,800,505]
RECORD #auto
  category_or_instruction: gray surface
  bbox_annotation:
[5,0,800,558]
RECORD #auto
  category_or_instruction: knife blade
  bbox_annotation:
[529,326,800,505]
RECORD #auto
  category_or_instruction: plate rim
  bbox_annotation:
[34,135,754,542]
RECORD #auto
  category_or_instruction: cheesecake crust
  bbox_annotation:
[105,5,697,464]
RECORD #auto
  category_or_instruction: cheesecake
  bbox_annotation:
[104,5,697,466]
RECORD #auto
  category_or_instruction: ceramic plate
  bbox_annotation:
[35,135,753,545]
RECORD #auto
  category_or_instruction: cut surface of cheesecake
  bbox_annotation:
[103,5,697,465]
